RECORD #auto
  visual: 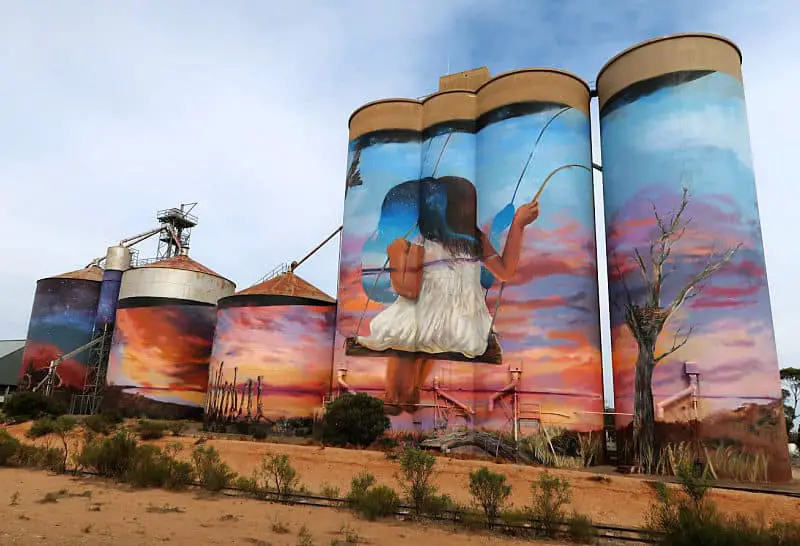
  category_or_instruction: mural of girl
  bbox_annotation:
[351,175,541,413]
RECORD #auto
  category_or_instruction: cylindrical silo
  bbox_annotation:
[207,272,336,425]
[334,98,423,426]
[94,245,132,330]
[20,265,103,391]
[106,253,235,419]
[474,69,602,435]
[598,33,790,481]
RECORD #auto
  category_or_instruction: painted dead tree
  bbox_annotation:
[616,187,741,465]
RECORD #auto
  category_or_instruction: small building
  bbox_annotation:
[0,340,25,403]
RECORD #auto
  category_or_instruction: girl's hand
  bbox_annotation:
[512,200,540,227]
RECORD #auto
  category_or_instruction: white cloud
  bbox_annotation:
[633,105,753,168]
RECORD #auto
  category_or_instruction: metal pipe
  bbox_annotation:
[119,227,163,247]
[432,378,474,415]
[656,375,699,420]
[489,380,518,412]
[336,368,354,393]
[291,226,343,272]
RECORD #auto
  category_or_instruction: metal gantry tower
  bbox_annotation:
[156,202,198,260]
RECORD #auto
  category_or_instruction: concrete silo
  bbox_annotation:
[474,69,602,436]
[20,264,103,391]
[334,97,423,426]
[206,272,336,426]
[337,66,603,437]
[105,252,235,419]
[597,33,790,481]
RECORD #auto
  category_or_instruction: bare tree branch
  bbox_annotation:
[665,243,742,321]
[632,249,649,286]
[655,325,694,362]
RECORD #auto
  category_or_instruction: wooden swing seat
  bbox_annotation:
[345,333,503,365]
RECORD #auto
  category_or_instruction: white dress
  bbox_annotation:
[358,239,493,358]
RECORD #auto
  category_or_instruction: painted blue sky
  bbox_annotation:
[2,1,799,405]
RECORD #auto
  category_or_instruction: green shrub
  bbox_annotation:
[123,443,193,489]
[0,430,21,465]
[396,448,437,515]
[468,466,512,527]
[100,409,124,425]
[192,445,236,491]
[251,427,268,440]
[322,393,390,448]
[83,414,113,435]
[169,421,187,437]
[356,485,400,521]
[347,471,376,507]
[137,420,168,440]
[259,453,298,500]
[27,418,57,438]
[13,444,64,471]
[76,431,138,478]
[566,511,595,544]
[3,391,63,421]
[529,471,572,537]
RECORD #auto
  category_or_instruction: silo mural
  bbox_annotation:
[20,266,103,390]
[474,70,602,434]
[598,34,790,481]
[106,255,234,419]
[207,273,336,424]
[336,69,603,435]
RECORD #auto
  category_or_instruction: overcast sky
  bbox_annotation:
[1,1,797,403]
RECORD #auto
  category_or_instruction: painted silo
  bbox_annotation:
[334,97,424,429]
[106,252,235,419]
[474,69,602,435]
[20,264,103,391]
[597,33,790,481]
[206,272,336,424]
[336,66,602,437]
[94,245,132,330]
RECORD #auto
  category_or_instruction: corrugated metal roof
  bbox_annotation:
[143,255,228,279]
[0,340,25,387]
[235,272,335,303]
[48,265,103,282]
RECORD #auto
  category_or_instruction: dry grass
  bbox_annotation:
[655,441,770,483]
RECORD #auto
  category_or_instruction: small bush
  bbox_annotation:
[192,445,236,491]
[83,414,113,435]
[347,471,376,507]
[76,431,138,478]
[356,485,400,521]
[566,511,595,544]
[529,471,572,537]
[3,391,65,421]
[0,430,21,465]
[468,466,512,527]
[396,448,437,515]
[137,420,168,440]
[320,482,341,499]
[322,393,390,448]
[13,444,64,471]
[169,421,188,437]
[260,452,298,500]
[124,443,193,489]
[297,524,314,546]
[27,417,57,438]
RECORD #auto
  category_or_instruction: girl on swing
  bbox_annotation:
[357,175,540,415]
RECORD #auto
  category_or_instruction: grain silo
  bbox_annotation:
[597,33,791,481]
[94,245,132,331]
[334,96,423,426]
[20,264,103,391]
[336,66,603,436]
[474,68,602,436]
[206,271,336,425]
[105,251,235,419]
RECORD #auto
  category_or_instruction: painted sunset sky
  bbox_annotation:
[601,70,781,422]
[335,104,604,430]
[209,304,336,419]
[107,304,217,407]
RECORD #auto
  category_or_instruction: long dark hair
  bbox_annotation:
[377,175,483,259]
